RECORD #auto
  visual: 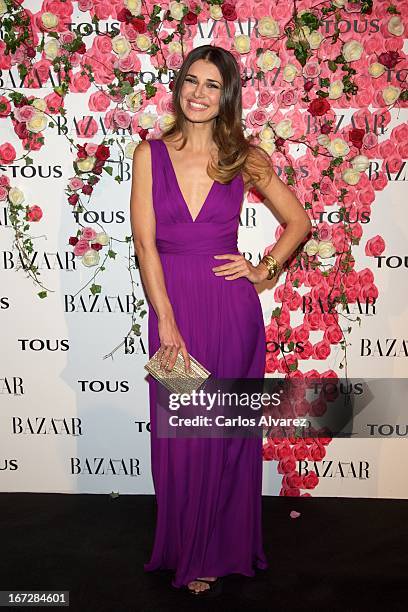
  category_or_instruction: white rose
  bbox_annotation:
[257,50,280,72]
[126,91,143,112]
[258,16,280,38]
[275,119,294,139]
[317,134,330,147]
[168,41,183,54]
[327,137,350,158]
[81,249,100,267]
[293,25,310,42]
[318,240,336,258]
[368,62,385,78]
[283,63,299,83]
[112,35,131,58]
[328,80,344,100]
[209,5,223,20]
[32,98,47,112]
[159,114,176,130]
[93,232,110,246]
[44,38,60,60]
[124,0,142,16]
[125,142,137,160]
[135,34,151,51]
[342,40,363,62]
[234,34,251,54]
[259,140,276,155]
[26,112,48,133]
[351,155,369,172]
[304,239,319,256]
[260,126,275,141]
[169,1,186,20]
[333,0,345,6]
[382,85,400,105]
[342,168,361,185]
[307,30,323,50]
[138,112,156,129]
[77,156,96,173]
[0,0,8,17]
[41,12,59,29]
[388,16,404,36]
[9,187,25,205]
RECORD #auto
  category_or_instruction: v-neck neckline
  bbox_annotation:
[160,139,217,223]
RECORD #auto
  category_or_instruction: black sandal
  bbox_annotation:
[187,577,222,597]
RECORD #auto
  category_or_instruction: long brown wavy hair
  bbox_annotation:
[160,44,273,190]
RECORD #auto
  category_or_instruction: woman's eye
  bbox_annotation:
[185,78,219,88]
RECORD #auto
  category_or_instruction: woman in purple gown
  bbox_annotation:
[130,45,311,596]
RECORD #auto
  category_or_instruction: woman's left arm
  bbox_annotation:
[213,151,312,284]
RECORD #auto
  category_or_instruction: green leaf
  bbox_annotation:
[38,291,47,299]
[90,283,101,295]
[108,249,116,259]
[103,166,113,175]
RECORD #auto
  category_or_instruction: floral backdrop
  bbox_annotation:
[1,0,407,497]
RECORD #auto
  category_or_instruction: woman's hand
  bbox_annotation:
[212,253,277,285]
[157,315,191,373]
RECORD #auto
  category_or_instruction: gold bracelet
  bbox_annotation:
[260,254,281,281]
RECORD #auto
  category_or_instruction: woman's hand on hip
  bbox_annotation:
[157,316,191,373]
[212,253,271,284]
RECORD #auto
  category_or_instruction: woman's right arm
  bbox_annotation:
[129,141,191,373]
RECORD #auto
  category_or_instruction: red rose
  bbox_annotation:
[82,184,93,195]
[91,242,102,251]
[117,8,133,23]
[68,193,79,206]
[14,121,29,139]
[69,236,79,246]
[131,18,147,33]
[26,205,42,222]
[76,145,87,159]
[308,97,331,117]
[77,42,86,55]
[222,3,237,20]
[302,471,319,489]
[378,51,401,70]
[349,128,365,149]
[95,144,110,161]
[321,123,332,135]
[183,11,197,25]
[304,80,314,92]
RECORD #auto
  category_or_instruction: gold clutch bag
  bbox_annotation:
[144,348,211,395]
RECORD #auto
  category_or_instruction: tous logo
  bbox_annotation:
[18,339,69,351]
[0,459,18,471]
[375,256,408,269]
[78,380,129,392]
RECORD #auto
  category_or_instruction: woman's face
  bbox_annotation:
[179,59,223,124]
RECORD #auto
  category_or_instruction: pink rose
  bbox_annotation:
[89,91,111,112]
[76,117,98,138]
[167,53,183,70]
[303,61,320,79]
[85,143,99,156]
[14,104,36,122]
[26,205,43,222]
[293,442,309,460]
[81,226,97,241]
[69,177,84,190]
[0,186,8,200]
[363,132,378,149]
[113,109,131,129]
[73,238,90,256]
[258,89,274,107]
[249,108,268,126]
[318,222,332,241]
[0,143,16,164]
[308,442,326,461]
[60,30,76,45]
[365,235,385,257]
[313,340,331,360]
[324,324,343,344]
[279,89,298,107]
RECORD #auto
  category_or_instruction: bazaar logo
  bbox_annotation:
[360,338,408,357]
[70,457,141,476]
[12,417,83,435]
[298,460,370,479]
[0,251,76,271]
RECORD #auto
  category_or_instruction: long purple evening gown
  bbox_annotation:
[144,137,268,588]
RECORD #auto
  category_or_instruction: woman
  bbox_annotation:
[130,45,311,596]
